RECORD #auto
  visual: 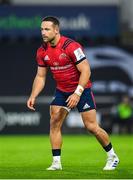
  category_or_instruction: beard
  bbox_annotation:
[42,36,55,43]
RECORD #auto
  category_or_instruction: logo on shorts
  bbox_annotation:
[83,103,90,110]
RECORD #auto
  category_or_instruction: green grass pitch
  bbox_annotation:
[0,135,133,179]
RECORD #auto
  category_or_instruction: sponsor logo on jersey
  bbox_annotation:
[74,48,85,61]
[44,55,50,61]
[50,64,72,70]
[53,62,59,66]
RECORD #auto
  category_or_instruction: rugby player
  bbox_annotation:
[27,16,119,171]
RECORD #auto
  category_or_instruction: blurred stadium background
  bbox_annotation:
[0,0,133,135]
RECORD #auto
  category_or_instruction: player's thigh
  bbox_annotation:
[50,105,69,122]
[81,109,98,128]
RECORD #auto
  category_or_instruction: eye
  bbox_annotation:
[45,28,50,31]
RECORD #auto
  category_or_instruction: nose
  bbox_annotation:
[41,30,45,35]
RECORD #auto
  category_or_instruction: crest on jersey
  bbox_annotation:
[44,55,50,61]
[59,53,67,59]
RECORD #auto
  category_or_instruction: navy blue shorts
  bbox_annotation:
[51,88,96,112]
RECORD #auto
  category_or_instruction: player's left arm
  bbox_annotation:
[66,59,91,109]
[76,59,91,88]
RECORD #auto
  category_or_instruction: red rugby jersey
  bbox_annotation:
[36,36,92,92]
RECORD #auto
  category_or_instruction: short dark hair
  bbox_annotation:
[42,16,60,26]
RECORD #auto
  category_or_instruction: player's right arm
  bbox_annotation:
[27,66,47,111]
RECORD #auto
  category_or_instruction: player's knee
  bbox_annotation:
[50,113,61,130]
[86,123,100,135]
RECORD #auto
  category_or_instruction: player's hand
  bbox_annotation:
[27,97,36,111]
[66,93,80,109]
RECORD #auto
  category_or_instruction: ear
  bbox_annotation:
[55,26,59,34]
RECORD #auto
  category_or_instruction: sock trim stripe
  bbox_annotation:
[103,143,112,152]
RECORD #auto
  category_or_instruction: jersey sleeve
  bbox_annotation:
[66,42,86,65]
[36,47,47,67]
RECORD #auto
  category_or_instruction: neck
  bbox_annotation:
[50,34,61,47]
